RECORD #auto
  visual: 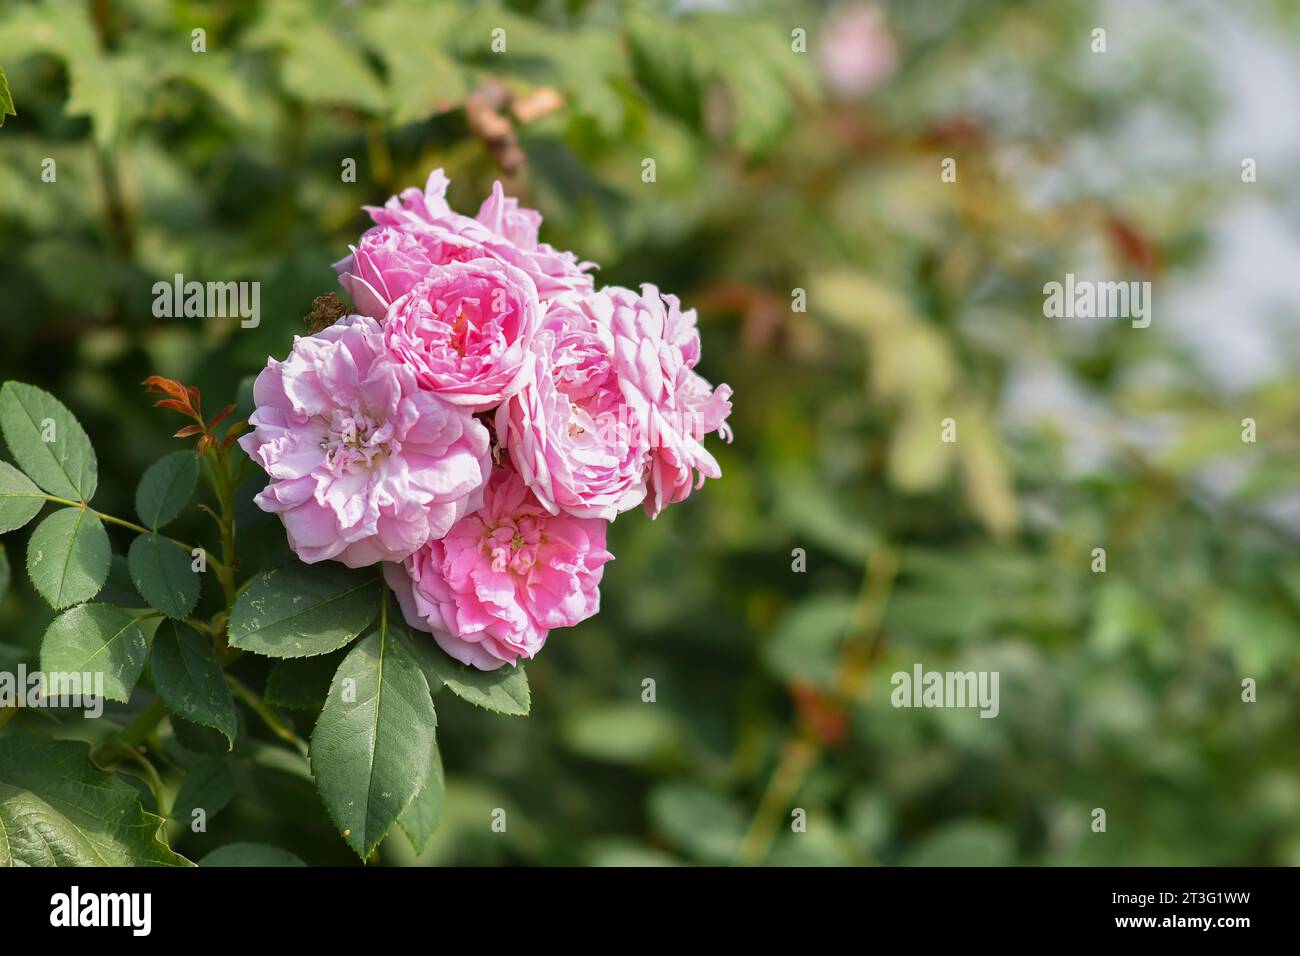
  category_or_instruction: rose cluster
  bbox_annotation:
[240,170,733,670]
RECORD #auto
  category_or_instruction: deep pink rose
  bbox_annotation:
[383,258,541,411]
[496,293,650,520]
[337,169,594,304]
[239,316,491,567]
[385,467,613,670]
[601,284,734,516]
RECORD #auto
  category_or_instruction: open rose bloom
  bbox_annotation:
[239,316,490,567]
[243,170,733,667]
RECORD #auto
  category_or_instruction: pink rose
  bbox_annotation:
[239,316,491,567]
[333,226,474,321]
[602,285,734,516]
[337,169,594,304]
[475,180,543,249]
[363,167,454,230]
[385,467,613,670]
[496,294,650,520]
[383,258,541,411]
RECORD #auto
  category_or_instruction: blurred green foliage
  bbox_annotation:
[1,0,1298,866]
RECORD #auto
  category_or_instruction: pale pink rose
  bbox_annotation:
[338,169,594,304]
[383,258,541,411]
[601,285,734,517]
[238,316,491,567]
[385,467,613,670]
[496,293,650,520]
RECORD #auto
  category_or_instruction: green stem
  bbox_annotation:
[203,447,239,612]
[120,748,167,812]
[92,697,169,765]
[33,493,228,575]
[733,544,900,867]
[226,675,307,755]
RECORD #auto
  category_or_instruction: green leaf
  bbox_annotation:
[228,565,380,659]
[561,703,682,767]
[624,11,700,126]
[171,715,231,756]
[903,821,1014,867]
[0,66,15,126]
[276,25,388,113]
[310,617,436,859]
[0,737,191,866]
[26,507,109,609]
[98,553,142,607]
[199,842,305,867]
[171,757,235,826]
[135,451,198,529]
[40,604,150,703]
[128,532,199,620]
[356,3,468,124]
[265,651,345,710]
[648,782,745,865]
[762,594,856,689]
[150,620,236,748]
[405,635,529,716]
[0,382,97,502]
[0,460,45,532]
[66,51,151,149]
[398,741,444,855]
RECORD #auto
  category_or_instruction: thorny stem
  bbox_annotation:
[733,544,900,867]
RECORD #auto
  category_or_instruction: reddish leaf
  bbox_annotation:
[1105,214,1162,276]
[153,399,198,418]
[142,376,188,402]
[173,424,204,438]
[208,404,235,431]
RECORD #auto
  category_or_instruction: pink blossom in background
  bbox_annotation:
[385,467,613,670]
[384,257,542,411]
[497,293,650,520]
[820,4,897,98]
[238,316,491,567]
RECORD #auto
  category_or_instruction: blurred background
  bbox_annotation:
[1,0,1299,865]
